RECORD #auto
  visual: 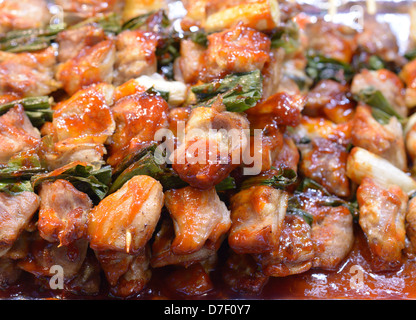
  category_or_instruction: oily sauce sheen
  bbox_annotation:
[2,226,416,300]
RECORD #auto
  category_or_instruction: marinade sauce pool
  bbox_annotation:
[2,226,416,300]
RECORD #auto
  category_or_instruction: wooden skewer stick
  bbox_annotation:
[126,230,132,254]
[411,4,416,43]
[328,0,337,20]
[366,0,376,15]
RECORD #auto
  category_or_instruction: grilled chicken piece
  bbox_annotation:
[222,250,269,294]
[56,40,116,96]
[18,231,88,278]
[178,23,271,83]
[305,19,356,63]
[0,0,51,33]
[176,39,205,84]
[95,248,151,298]
[107,92,169,167]
[55,0,124,22]
[351,69,407,118]
[203,22,271,81]
[0,105,41,164]
[291,115,352,147]
[171,100,249,189]
[399,59,416,108]
[294,188,354,270]
[113,30,158,86]
[151,217,217,268]
[254,214,315,277]
[352,105,407,170]
[271,135,300,173]
[298,137,350,198]
[56,25,107,63]
[0,47,60,97]
[304,80,355,124]
[357,177,408,272]
[88,175,164,253]
[311,206,353,270]
[0,192,40,257]
[246,92,305,127]
[229,186,288,254]
[38,179,92,246]
[246,117,284,173]
[44,83,115,169]
[356,18,404,65]
[164,186,230,255]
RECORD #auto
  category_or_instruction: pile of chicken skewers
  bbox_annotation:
[1,0,416,299]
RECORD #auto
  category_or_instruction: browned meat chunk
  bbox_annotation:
[254,214,315,277]
[0,47,60,97]
[165,263,214,297]
[151,217,217,268]
[357,177,408,272]
[0,191,40,257]
[178,23,271,83]
[229,186,288,254]
[311,206,354,270]
[171,101,249,189]
[164,186,230,255]
[95,248,151,298]
[351,105,407,170]
[38,179,92,246]
[18,233,89,279]
[88,175,164,253]
[107,92,168,167]
[298,137,350,198]
[44,83,115,169]
[305,19,356,63]
[351,69,407,118]
[56,40,116,96]
[113,30,158,86]
[0,0,51,33]
[56,25,107,63]
[0,105,40,164]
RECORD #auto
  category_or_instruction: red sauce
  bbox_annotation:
[2,226,416,300]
